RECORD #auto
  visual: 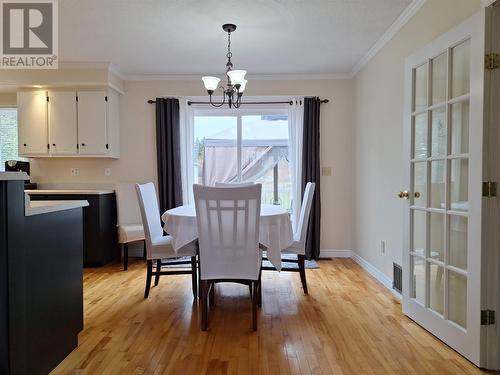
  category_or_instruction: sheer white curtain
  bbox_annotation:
[179,98,194,204]
[288,97,304,229]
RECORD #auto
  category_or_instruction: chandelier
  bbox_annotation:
[201,24,247,108]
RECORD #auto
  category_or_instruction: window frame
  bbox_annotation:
[0,106,21,172]
[193,107,291,186]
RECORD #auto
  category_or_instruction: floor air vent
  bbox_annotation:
[393,263,402,294]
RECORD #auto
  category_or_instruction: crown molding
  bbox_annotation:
[482,0,498,6]
[121,72,353,81]
[350,0,427,77]
[107,63,125,80]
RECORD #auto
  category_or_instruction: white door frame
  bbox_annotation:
[483,4,500,370]
[402,9,487,367]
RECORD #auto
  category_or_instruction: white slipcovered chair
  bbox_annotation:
[262,182,315,294]
[135,182,198,299]
[193,184,262,331]
[214,181,255,187]
[115,182,146,270]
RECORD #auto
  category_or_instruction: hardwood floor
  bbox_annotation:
[52,259,491,375]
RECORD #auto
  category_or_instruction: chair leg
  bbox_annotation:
[123,243,129,271]
[144,260,153,298]
[143,240,147,260]
[252,281,258,331]
[197,259,202,300]
[257,276,262,308]
[191,256,197,299]
[209,282,215,307]
[298,254,308,295]
[154,259,161,286]
[201,280,209,331]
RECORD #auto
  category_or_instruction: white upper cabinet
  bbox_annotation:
[16,88,120,158]
[77,91,107,155]
[48,91,78,155]
[17,91,49,156]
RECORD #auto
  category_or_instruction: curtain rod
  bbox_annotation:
[147,99,329,105]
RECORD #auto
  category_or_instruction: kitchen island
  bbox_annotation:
[0,173,88,375]
[26,189,118,267]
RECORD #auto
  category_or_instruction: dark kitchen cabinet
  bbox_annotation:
[29,192,118,267]
[1,180,84,375]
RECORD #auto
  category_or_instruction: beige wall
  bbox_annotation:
[0,93,16,106]
[352,0,482,278]
[29,79,355,251]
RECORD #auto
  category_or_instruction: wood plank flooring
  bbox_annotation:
[51,259,491,375]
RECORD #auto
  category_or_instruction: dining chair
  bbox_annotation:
[115,182,146,270]
[262,182,315,294]
[214,181,255,187]
[193,183,262,331]
[135,182,197,299]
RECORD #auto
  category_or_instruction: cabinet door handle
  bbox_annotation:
[81,143,86,146]
[23,143,27,147]
[52,143,56,146]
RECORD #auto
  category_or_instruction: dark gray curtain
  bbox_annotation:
[302,97,321,260]
[156,98,182,213]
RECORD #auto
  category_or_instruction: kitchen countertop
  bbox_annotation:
[24,196,89,216]
[25,189,115,195]
[0,171,29,180]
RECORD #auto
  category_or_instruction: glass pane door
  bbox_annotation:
[194,116,237,186]
[409,39,470,329]
[403,12,486,367]
[241,114,291,208]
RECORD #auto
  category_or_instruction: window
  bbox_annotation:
[0,108,23,171]
[193,110,292,209]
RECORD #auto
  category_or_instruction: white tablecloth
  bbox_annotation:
[161,204,294,271]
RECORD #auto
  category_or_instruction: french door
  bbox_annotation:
[402,11,487,366]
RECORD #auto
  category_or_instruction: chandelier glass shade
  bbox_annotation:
[201,24,247,108]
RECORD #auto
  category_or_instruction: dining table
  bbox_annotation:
[161,204,294,271]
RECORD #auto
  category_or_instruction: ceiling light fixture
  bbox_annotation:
[202,24,247,108]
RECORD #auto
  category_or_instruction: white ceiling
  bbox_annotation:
[59,0,413,77]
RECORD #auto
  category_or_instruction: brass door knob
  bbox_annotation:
[398,191,421,199]
[398,190,410,199]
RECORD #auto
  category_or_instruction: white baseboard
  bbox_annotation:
[319,249,352,258]
[320,248,402,299]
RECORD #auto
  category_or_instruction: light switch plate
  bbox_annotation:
[321,167,332,177]
[104,168,111,177]
[70,168,79,177]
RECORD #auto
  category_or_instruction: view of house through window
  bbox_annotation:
[194,112,292,210]
[0,108,22,171]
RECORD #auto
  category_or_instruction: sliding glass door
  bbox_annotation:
[193,109,292,210]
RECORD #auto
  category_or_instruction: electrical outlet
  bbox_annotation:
[70,168,79,177]
[381,240,386,255]
[322,167,332,177]
[104,168,111,177]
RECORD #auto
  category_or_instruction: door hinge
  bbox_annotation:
[481,310,496,325]
[485,53,500,70]
[483,181,497,198]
